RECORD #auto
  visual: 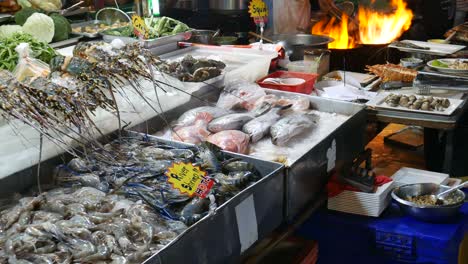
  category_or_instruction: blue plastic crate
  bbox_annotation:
[297,202,468,263]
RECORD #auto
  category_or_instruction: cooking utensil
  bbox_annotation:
[433,181,468,203]
[268,34,334,61]
[249,31,274,43]
[392,183,465,222]
[96,7,131,24]
[188,30,216,44]
[60,1,84,16]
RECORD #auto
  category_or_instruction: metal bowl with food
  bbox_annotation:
[392,183,466,222]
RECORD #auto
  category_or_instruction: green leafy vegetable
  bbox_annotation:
[14,7,38,26]
[431,60,449,68]
[0,25,23,39]
[22,13,55,43]
[50,13,71,42]
[0,32,57,71]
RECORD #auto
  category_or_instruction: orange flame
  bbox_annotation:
[359,0,413,44]
[312,13,356,49]
[311,0,413,49]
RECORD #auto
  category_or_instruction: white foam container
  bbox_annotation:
[327,181,395,217]
[391,167,449,187]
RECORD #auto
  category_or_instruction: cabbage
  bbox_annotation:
[22,13,54,43]
[0,25,23,39]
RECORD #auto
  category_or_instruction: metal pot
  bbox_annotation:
[208,0,248,14]
[392,183,466,223]
[268,34,334,61]
[187,30,216,44]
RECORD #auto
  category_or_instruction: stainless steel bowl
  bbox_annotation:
[392,183,466,222]
[268,34,334,61]
[187,30,216,44]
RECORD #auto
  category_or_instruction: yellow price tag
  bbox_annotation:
[248,0,268,24]
[166,162,214,198]
[131,14,149,40]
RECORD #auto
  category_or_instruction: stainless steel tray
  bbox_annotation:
[123,132,285,264]
[71,20,128,38]
[101,28,193,49]
[128,88,367,222]
[49,34,83,49]
[264,90,366,221]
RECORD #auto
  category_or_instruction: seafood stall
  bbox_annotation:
[129,83,367,221]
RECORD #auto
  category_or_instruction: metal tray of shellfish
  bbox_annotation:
[366,92,464,116]
[101,28,194,49]
[127,87,367,222]
[125,131,285,264]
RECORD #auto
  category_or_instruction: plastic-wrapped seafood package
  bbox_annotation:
[207,130,250,154]
[216,79,266,110]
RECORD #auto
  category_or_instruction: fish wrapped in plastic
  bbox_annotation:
[270,113,319,146]
[172,120,211,144]
[216,80,266,110]
[277,96,310,112]
[175,106,231,127]
[207,130,251,154]
[243,106,288,143]
[207,113,254,133]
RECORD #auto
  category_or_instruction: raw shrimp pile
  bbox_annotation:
[0,137,263,263]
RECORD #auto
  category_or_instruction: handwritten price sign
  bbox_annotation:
[248,0,268,25]
[131,14,149,40]
[166,162,214,198]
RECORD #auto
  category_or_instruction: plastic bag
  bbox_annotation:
[273,0,311,34]
[207,130,250,154]
[216,80,266,111]
[13,42,50,82]
[172,120,211,144]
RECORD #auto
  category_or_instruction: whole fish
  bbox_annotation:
[242,106,284,143]
[270,113,319,146]
[175,106,230,127]
[207,113,254,133]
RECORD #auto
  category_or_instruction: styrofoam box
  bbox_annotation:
[328,181,395,217]
[391,167,449,187]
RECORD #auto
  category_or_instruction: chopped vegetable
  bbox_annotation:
[0,25,23,39]
[22,13,55,43]
[431,60,449,68]
[0,32,57,71]
[50,13,71,42]
[14,6,38,26]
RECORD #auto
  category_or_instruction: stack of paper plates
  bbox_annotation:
[327,181,394,217]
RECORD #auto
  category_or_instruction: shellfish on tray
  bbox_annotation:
[384,93,450,112]
[366,63,417,83]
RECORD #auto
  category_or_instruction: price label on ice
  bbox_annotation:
[131,14,149,40]
[248,0,268,25]
[166,162,214,198]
